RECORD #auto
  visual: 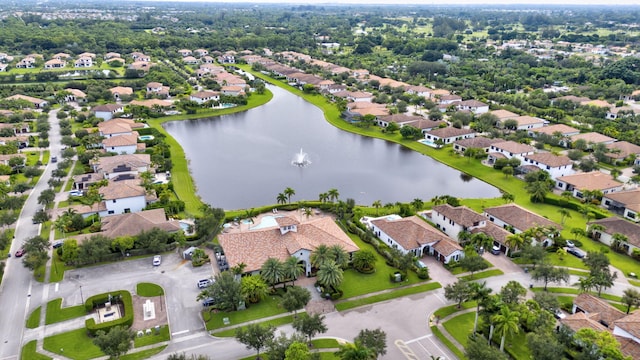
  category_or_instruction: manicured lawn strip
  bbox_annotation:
[204,293,288,331]
[449,259,493,275]
[568,269,590,276]
[629,279,640,287]
[609,302,628,313]
[26,306,41,329]
[49,253,71,283]
[335,282,442,311]
[43,328,104,360]
[21,340,52,360]
[500,329,532,360]
[434,302,477,319]
[311,338,341,348]
[146,90,273,216]
[26,151,40,166]
[442,312,475,348]
[531,287,623,302]
[458,269,504,281]
[211,315,295,337]
[431,325,467,360]
[136,282,164,297]
[133,325,170,348]
[120,346,167,360]
[45,298,86,325]
[42,151,50,164]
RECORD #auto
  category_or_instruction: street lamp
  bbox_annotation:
[79,285,84,304]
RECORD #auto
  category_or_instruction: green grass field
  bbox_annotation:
[43,328,104,359]
[133,325,170,348]
[26,306,41,329]
[335,282,441,311]
[136,282,165,297]
[21,340,52,360]
[211,315,295,337]
[204,292,288,331]
[45,298,86,325]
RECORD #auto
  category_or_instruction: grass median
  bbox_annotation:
[45,298,85,325]
[335,282,442,311]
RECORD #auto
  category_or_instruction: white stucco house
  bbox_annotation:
[521,153,575,179]
[92,104,125,121]
[99,179,151,216]
[102,133,139,155]
[431,204,487,241]
[556,171,623,199]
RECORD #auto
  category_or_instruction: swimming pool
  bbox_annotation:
[250,215,284,230]
[138,135,155,141]
[418,139,439,148]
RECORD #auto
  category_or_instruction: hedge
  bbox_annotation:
[542,196,608,219]
[84,290,133,335]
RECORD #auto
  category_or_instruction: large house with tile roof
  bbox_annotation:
[521,152,575,179]
[483,203,562,246]
[74,208,181,239]
[564,132,616,148]
[529,124,580,138]
[5,94,48,108]
[102,133,139,155]
[604,141,640,164]
[453,137,502,154]
[431,204,487,241]
[487,141,536,164]
[556,171,623,199]
[92,104,124,121]
[218,215,359,276]
[588,217,640,256]
[509,115,546,130]
[362,215,464,264]
[99,179,154,216]
[92,154,153,180]
[424,127,475,146]
[602,189,640,222]
[109,86,134,101]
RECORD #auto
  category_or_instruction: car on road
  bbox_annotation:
[152,255,161,266]
[567,247,585,259]
[202,298,216,307]
[197,279,213,289]
[15,249,25,257]
[51,156,57,163]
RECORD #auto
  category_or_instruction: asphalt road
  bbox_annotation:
[0,108,62,360]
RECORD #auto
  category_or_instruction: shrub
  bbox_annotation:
[416,267,430,280]
[85,290,133,335]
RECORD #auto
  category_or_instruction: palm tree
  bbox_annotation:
[372,200,382,215]
[470,233,493,252]
[430,195,445,205]
[284,187,295,203]
[578,276,595,293]
[310,244,332,268]
[276,193,287,205]
[621,288,640,314]
[526,180,551,203]
[303,207,312,219]
[336,341,375,360]
[260,257,285,290]
[469,281,492,334]
[319,193,329,203]
[283,256,304,286]
[329,245,349,269]
[317,261,344,290]
[411,198,424,211]
[571,227,587,240]
[457,231,472,247]
[491,306,520,352]
[501,192,515,203]
[505,233,525,256]
[327,188,340,203]
[611,168,621,180]
[557,208,571,225]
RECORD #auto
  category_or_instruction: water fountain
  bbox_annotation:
[291,148,311,167]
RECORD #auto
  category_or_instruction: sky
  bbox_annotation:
[142,0,640,5]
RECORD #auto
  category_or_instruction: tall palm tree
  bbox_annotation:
[491,306,520,352]
[470,233,493,252]
[283,187,295,203]
[430,195,445,205]
[336,341,375,360]
[310,244,332,268]
[317,261,344,290]
[283,256,304,286]
[260,257,285,290]
[457,231,472,247]
[327,188,340,203]
[469,281,492,334]
[505,233,525,256]
[411,198,424,211]
[319,192,329,203]
[557,208,571,225]
[276,193,287,205]
[372,200,382,215]
[329,245,349,269]
[621,288,640,314]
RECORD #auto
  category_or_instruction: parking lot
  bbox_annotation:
[51,250,215,337]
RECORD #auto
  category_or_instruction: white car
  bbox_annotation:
[566,240,575,248]
[69,190,82,197]
[152,255,161,266]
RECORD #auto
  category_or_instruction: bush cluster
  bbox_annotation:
[84,290,133,335]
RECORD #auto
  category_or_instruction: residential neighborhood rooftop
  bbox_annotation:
[484,203,561,232]
[557,171,622,191]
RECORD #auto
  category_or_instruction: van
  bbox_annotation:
[197,279,212,289]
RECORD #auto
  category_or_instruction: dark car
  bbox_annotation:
[15,248,25,257]
[567,247,585,259]
[51,156,57,163]
[202,298,216,307]
[52,241,63,249]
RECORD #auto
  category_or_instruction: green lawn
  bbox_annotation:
[26,306,41,329]
[311,338,341,348]
[21,340,52,360]
[133,325,170,348]
[43,328,104,360]
[434,301,477,319]
[443,312,475,348]
[204,292,288,331]
[431,325,467,360]
[136,282,165,297]
[531,287,623,302]
[49,252,72,283]
[45,298,86,325]
[335,282,441,311]
[458,269,504,281]
[449,258,493,275]
[211,315,295,337]
[120,346,167,360]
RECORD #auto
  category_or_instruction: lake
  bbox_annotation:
[163,86,500,210]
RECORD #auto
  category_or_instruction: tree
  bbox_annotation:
[458,255,488,277]
[317,261,344,290]
[465,336,508,360]
[329,245,349,269]
[621,288,640,314]
[283,187,295,203]
[235,323,275,360]
[241,275,269,304]
[531,263,569,291]
[469,281,492,334]
[310,244,332,268]
[280,286,311,317]
[37,188,56,207]
[574,328,629,360]
[284,341,312,360]
[336,341,375,360]
[92,325,134,359]
[352,250,376,272]
[372,200,382,215]
[327,188,340,203]
[23,235,49,253]
[492,306,520,352]
[533,291,561,314]
[198,271,242,312]
[520,244,546,268]
[444,280,471,309]
[411,198,424,211]
[292,313,327,343]
[283,256,304,286]
[111,236,134,257]
[501,192,515,203]
[502,166,514,178]
[583,250,617,296]
[33,209,50,224]
[527,331,567,360]
[525,179,552,203]
[260,257,285,290]
[499,281,526,305]
[355,328,387,358]
[276,193,287,205]
[505,233,525,256]
[557,208,571,225]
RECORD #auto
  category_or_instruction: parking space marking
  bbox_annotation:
[172,330,189,336]
[405,333,432,344]
[395,339,419,360]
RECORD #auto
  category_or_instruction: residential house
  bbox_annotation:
[0,122,29,135]
[129,99,172,109]
[487,141,536,164]
[99,179,152,216]
[128,61,153,72]
[194,49,209,57]
[74,56,93,68]
[483,203,562,246]
[217,52,236,63]
[588,216,640,256]
[189,91,220,104]
[606,106,640,120]
[565,132,616,148]
[489,109,519,123]
[218,215,359,276]
[0,154,26,166]
[438,94,462,105]
[509,115,546,130]
[5,94,48,108]
[0,64,7,72]
[178,49,192,57]
[556,171,623,198]
[376,114,423,128]
[406,119,447,134]
[78,52,96,59]
[214,73,247,87]
[104,52,121,60]
[109,86,134,101]
[72,173,101,191]
[92,154,153,180]
[529,124,580,138]
[52,53,71,60]
[92,104,124,121]
[202,56,215,64]
[98,120,133,138]
[471,222,514,254]
[424,127,475,146]
[363,215,463,264]
[82,208,181,238]
[220,86,245,96]
[44,59,66,69]
[521,152,575,179]
[63,88,87,103]
[15,57,36,69]
[404,85,431,97]
[605,141,640,164]
[346,91,373,103]
[453,137,502,154]
[102,132,139,154]
[602,189,640,222]
[431,204,487,241]
[182,56,199,65]
[146,82,170,98]
[455,100,489,114]
[130,52,151,62]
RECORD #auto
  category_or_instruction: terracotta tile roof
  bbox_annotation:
[406,119,446,130]
[93,104,123,113]
[347,102,386,110]
[606,141,640,159]
[377,114,423,124]
[56,202,107,218]
[471,222,511,246]
[129,99,172,108]
[561,311,608,332]
[454,137,502,149]
[530,124,580,136]
[426,127,475,139]
[513,115,546,126]
[484,203,561,232]
[65,88,86,98]
[371,215,450,250]
[76,209,180,241]
[349,107,390,117]
[108,118,146,129]
[523,152,573,167]
[554,95,590,104]
[432,204,486,227]
[557,171,622,191]
[218,216,359,273]
[99,179,145,200]
[275,216,300,227]
[489,109,519,120]
[570,132,615,144]
[102,133,138,147]
[109,86,133,95]
[431,238,463,256]
[98,122,132,135]
[6,94,47,105]
[491,141,536,154]
[574,293,625,328]
[614,311,640,339]
[603,189,640,214]
[616,335,640,360]
[582,99,611,108]
[588,217,640,248]
[458,100,487,108]
[94,154,151,174]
